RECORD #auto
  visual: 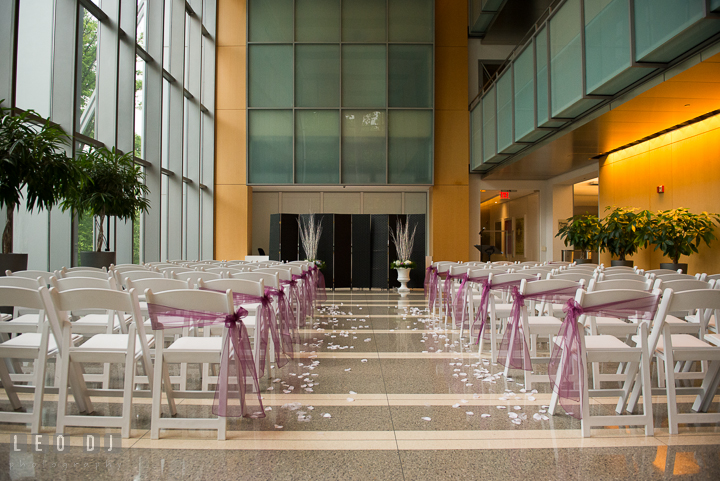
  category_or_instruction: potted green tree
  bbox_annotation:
[598,206,648,267]
[0,101,83,273]
[556,214,601,264]
[638,208,720,274]
[64,146,150,268]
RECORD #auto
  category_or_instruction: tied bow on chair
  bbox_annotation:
[148,304,263,418]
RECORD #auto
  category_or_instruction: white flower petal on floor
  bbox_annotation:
[421,417,431,421]
[481,414,491,418]
[346,398,354,402]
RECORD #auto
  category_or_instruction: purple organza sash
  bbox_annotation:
[310,265,327,303]
[280,278,304,327]
[147,304,264,418]
[292,272,310,325]
[474,278,529,344]
[453,274,492,329]
[443,273,468,321]
[497,284,581,371]
[202,288,292,376]
[425,266,438,305]
[549,294,659,419]
[265,285,299,351]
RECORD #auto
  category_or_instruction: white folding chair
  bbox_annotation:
[50,287,154,438]
[176,270,221,288]
[549,288,672,437]
[146,287,261,440]
[626,289,720,434]
[0,285,84,433]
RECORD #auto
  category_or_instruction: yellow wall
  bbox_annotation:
[432,0,470,262]
[214,0,471,262]
[599,114,720,274]
[215,0,251,260]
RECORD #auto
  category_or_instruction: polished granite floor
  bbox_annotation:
[1,290,720,480]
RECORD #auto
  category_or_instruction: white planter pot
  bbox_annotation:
[396,267,411,297]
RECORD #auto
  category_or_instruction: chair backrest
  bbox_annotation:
[519,278,582,296]
[654,273,697,282]
[587,277,655,292]
[198,278,266,298]
[0,285,63,346]
[0,276,42,289]
[467,267,510,279]
[60,269,113,280]
[156,266,194,274]
[226,272,280,289]
[145,288,235,316]
[575,287,671,328]
[660,279,714,293]
[602,272,648,282]
[520,267,555,276]
[448,265,469,276]
[111,265,152,274]
[119,270,166,284]
[664,288,720,338]
[517,261,540,267]
[205,267,242,275]
[646,268,682,275]
[62,266,108,273]
[50,275,117,291]
[550,271,597,283]
[6,269,55,285]
[706,273,720,281]
[251,267,292,282]
[125,277,190,294]
[49,287,149,347]
[176,271,221,287]
[488,272,541,286]
[602,266,636,273]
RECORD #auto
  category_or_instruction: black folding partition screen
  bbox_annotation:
[268,214,425,290]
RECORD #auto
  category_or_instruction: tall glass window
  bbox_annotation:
[248,1,434,185]
[78,9,99,138]
[14,0,54,117]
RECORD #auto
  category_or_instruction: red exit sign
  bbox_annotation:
[500,191,510,199]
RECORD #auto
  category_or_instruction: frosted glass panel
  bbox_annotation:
[342,0,386,42]
[388,110,432,184]
[342,110,386,184]
[342,45,386,107]
[295,110,340,184]
[496,70,513,152]
[513,47,535,142]
[550,0,582,117]
[634,0,704,62]
[296,45,340,107]
[584,0,632,94]
[249,0,293,42]
[482,87,497,162]
[248,110,293,184]
[296,0,340,42]
[535,27,549,126]
[15,0,54,118]
[389,0,433,42]
[471,105,483,170]
[389,45,432,108]
[249,45,293,107]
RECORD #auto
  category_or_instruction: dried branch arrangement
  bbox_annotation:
[390,219,417,262]
[299,214,323,261]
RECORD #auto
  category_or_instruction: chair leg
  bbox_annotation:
[30,329,51,433]
[694,360,720,413]
[617,361,640,414]
[56,355,72,435]
[121,332,137,439]
[0,361,23,411]
[548,347,567,416]
[639,329,654,436]
[580,352,591,437]
[150,350,164,440]
[663,340,679,435]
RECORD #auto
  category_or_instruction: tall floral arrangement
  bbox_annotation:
[299,214,323,265]
[390,220,417,269]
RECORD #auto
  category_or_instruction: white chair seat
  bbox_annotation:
[705,333,720,346]
[0,313,41,332]
[2,332,60,352]
[583,334,637,351]
[0,313,10,322]
[74,313,125,328]
[651,334,718,353]
[240,302,261,313]
[76,334,154,354]
[167,336,223,351]
[528,315,562,325]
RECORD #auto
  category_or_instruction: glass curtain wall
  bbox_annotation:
[4,0,217,268]
[247,0,434,185]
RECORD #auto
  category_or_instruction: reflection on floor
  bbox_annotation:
[1,290,719,480]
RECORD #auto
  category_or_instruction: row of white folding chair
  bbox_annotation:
[622,288,720,435]
[546,287,673,437]
[0,283,153,437]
